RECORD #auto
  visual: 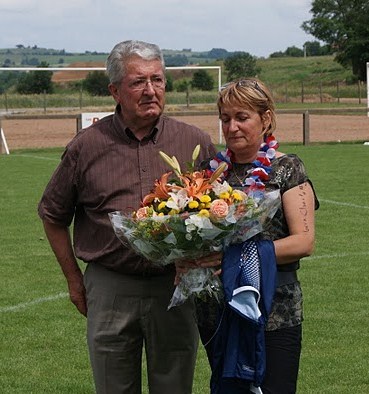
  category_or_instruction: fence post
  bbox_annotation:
[301,81,304,104]
[43,90,47,113]
[5,93,8,112]
[79,86,83,109]
[76,114,82,132]
[303,110,310,146]
[285,83,288,103]
[358,80,362,104]
[336,82,340,103]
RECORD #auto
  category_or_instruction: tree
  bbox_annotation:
[16,61,53,94]
[0,71,20,94]
[164,54,189,66]
[207,48,230,59]
[82,71,110,96]
[301,0,369,81]
[191,70,214,91]
[285,46,304,57]
[223,52,260,81]
[165,73,174,92]
[175,79,190,92]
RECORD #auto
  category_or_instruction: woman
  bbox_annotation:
[194,78,319,393]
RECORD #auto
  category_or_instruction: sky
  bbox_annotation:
[0,0,315,57]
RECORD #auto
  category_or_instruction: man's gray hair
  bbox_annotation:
[106,40,165,85]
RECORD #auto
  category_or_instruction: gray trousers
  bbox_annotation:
[84,263,199,394]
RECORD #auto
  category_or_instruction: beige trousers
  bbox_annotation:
[84,263,199,394]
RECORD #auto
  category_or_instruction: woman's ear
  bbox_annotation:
[262,110,272,132]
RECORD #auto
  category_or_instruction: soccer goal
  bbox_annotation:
[1,127,10,154]
[0,65,223,144]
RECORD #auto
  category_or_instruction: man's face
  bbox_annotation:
[109,56,166,127]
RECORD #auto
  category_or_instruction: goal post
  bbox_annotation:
[0,65,223,143]
[1,127,10,154]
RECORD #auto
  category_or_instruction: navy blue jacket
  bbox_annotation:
[211,240,277,393]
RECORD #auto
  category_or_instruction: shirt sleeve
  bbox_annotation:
[38,146,79,226]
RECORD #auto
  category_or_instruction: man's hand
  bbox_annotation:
[67,274,87,316]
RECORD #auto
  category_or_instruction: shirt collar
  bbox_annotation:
[113,104,162,144]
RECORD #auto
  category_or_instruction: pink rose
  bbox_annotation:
[209,199,229,220]
[135,206,150,220]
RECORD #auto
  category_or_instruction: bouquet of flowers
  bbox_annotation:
[109,145,280,308]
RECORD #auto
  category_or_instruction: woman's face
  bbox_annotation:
[220,104,271,163]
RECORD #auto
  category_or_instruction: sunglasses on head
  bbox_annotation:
[220,79,267,97]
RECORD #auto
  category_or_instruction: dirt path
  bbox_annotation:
[1,113,369,150]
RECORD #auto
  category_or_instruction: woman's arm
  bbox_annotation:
[273,181,316,265]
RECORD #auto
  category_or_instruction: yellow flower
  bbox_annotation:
[158,201,167,210]
[200,195,212,203]
[157,212,165,216]
[188,200,199,209]
[232,191,243,201]
[198,209,210,217]
[205,203,211,209]
[168,209,179,215]
[219,192,230,200]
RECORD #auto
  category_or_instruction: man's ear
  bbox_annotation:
[108,83,119,103]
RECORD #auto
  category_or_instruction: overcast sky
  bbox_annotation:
[0,0,315,57]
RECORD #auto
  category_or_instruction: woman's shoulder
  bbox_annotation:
[274,152,304,166]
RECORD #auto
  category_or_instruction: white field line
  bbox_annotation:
[2,250,369,313]
[0,172,365,313]
[319,198,369,210]
[0,292,68,313]
[305,251,369,261]
[12,153,60,161]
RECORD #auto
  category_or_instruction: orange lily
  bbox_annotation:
[142,172,172,205]
[173,171,212,199]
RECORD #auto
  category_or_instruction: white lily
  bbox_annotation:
[212,179,231,196]
[166,189,190,211]
[159,151,181,177]
[185,214,214,231]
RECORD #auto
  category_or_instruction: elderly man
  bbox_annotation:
[38,40,216,394]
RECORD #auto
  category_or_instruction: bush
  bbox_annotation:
[82,71,110,96]
[16,62,53,94]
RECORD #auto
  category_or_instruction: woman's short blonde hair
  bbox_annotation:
[217,78,276,135]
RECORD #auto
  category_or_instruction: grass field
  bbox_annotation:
[1,143,369,393]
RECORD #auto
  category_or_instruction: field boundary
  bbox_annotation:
[1,109,368,148]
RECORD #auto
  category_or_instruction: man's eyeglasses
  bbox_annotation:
[129,76,166,91]
[221,79,267,97]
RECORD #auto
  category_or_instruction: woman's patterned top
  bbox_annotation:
[228,154,319,330]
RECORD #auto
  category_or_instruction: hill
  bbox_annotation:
[0,46,359,98]
[257,56,354,85]
[51,61,105,83]
[46,56,357,89]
